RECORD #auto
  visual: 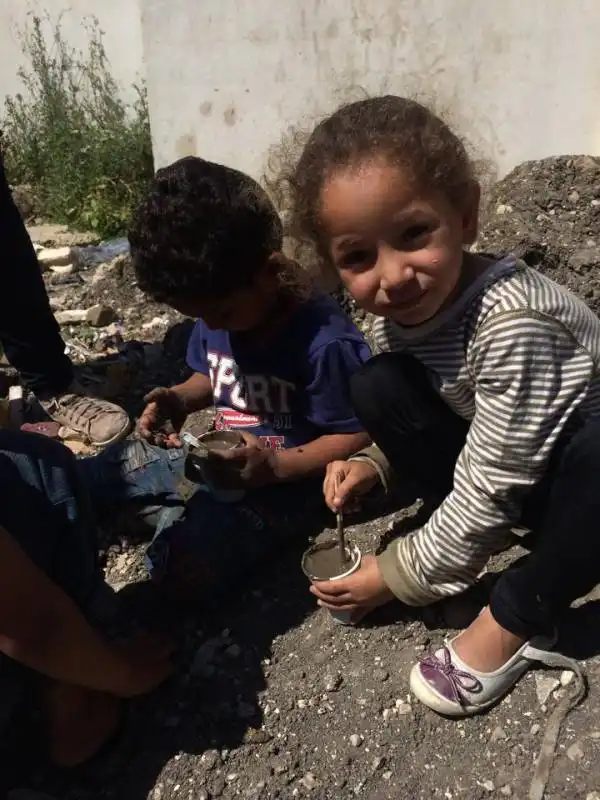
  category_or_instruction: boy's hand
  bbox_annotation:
[323,459,380,512]
[309,554,395,612]
[138,387,187,448]
[219,431,278,488]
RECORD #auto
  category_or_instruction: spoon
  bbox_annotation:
[335,472,349,565]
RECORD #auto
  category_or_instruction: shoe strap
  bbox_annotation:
[526,648,587,800]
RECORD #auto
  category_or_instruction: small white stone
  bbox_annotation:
[586,792,600,800]
[481,779,495,792]
[395,701,412,715]
[297,699,307,709]
[591,199,600,207]
[349,733,363,747]
[560,670,574,686]
[530,723,541,735]
[325,673,342,692]
[489,726,507,743]
[568,190,580,203]
[500,786,513,797]
[38,246,73,268]
[496,204,513,215]
[49,263,76,275]
[534,674,560,705]
[567,741,584,762]
[299,772,317,791]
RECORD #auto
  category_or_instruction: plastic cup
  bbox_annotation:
[301,539,362,625]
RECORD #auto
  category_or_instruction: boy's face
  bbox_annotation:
[168,260,281,331]
[320,158,479,326]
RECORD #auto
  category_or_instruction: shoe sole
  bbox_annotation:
[89,419,132,448]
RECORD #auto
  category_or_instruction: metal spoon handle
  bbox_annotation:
[335,472,348,564]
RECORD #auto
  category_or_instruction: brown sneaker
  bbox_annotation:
[39,383,130,447]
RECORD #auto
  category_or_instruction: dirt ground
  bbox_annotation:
[7,155,600,800]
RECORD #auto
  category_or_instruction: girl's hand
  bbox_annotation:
[309,554,395,612]
[323,459,380,512]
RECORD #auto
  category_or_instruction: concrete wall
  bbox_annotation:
[141,0,600,180]
[1,0,144,104]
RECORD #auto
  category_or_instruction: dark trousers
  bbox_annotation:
[0,153,72,394]
[351,352,600,640]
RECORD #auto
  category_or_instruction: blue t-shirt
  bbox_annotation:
[186,294,371,450]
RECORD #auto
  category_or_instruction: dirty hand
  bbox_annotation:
[113,631,175,697]
[138,387,187,448]
[218,430,278,488]
[323,459,380,513]
[310,554,395,612]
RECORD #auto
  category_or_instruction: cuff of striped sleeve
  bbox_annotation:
[348,444,392,491]
[376,539,439,606]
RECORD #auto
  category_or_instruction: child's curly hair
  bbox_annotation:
[269,96,481,282]
[129,156,310,304]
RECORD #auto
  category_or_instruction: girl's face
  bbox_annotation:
[320,159,480,325]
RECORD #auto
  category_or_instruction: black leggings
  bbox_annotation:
[350,351,600,640]
[0,153,73,394]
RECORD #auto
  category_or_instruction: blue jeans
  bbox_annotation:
[0,430,101,736]
[81,439,325,601]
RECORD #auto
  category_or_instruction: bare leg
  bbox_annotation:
[40,680,122,768]
[452,606,525,672]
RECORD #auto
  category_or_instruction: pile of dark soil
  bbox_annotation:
[478,155,600,313]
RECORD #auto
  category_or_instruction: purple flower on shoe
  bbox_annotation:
[418,646,483,706]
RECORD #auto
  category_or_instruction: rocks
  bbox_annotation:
[568,247,600,271]
[561,670,575,686]
[489,726,507,744]
[373,667,389,682]
[325,672,343,692]
[478,154,600,316]
[394,699,412,715]
[566,740,585,762]
[349,734,363,747]
[54,303,116,327]
[298,772,317,790]
[37,245,76,270]
[200,749,221,771]
[534,674,560,706]
[27,223,98,248]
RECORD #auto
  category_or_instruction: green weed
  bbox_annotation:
[2,14,153,237]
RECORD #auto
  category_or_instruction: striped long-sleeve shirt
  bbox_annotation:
[360,256,600,606]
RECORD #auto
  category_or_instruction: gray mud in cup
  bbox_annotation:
[183,430,246,502]
[302,538,362,625]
